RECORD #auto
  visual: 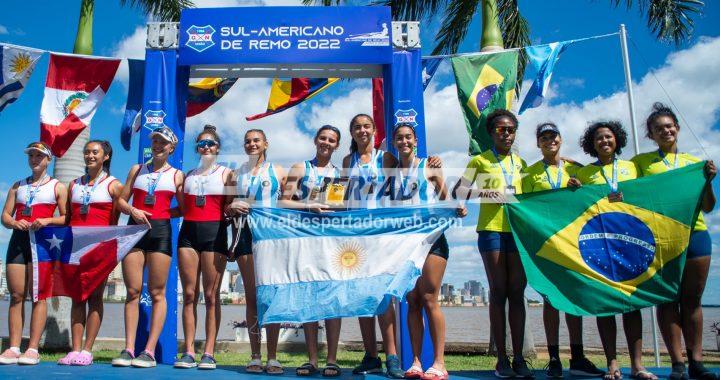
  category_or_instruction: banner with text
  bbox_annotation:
[178,6,393,65]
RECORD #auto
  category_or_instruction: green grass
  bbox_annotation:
[39,350,719,370]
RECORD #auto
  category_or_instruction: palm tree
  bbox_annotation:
[45,0,193,349]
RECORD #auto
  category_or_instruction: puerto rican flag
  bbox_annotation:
[40,53,120,157]
[30,225,148,302]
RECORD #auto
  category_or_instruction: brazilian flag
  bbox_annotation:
[506,163,707,316]
[451,51,518,155]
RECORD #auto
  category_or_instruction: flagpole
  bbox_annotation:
[620,23,661,368]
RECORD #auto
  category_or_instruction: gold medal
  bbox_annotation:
[326,183,346,206]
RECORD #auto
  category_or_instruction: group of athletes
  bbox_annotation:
[0,102,716,380]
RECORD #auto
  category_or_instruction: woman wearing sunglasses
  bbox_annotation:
[456,110,531,379]
[174,125,233,370]
[113,126,185,368]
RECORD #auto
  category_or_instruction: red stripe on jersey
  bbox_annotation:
[70,202,113,226]
[183,194,225,222]
[15,203,57,222]
[132,189,175,220]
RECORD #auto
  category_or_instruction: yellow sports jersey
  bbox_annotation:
[521,160,582,193]
[631,151,707,231]
[463,149,527,232]
[575,159,637,185]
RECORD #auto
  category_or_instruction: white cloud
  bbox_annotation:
[0,25,8,35]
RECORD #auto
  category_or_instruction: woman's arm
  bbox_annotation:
[64,181,74,225]
[702,160,716,213]
[169,170,185,218]
[1,183,27,230]
[117,164,151,226]
[109,180,124,225]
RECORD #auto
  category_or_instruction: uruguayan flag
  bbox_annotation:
[0,45,42,113]
[249,204,457,324]
[519,41,571,114]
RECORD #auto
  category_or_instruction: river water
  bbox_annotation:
[1,301,719,350]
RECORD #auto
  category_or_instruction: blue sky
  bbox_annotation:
[1,0,719,302]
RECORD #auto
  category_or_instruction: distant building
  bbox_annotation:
[234,276,245,295]
[440,283,454,300]
[220,269,231,294]
[464,280,482,297]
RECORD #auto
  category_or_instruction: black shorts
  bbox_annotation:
[428,233,449,260]
[128,219,172,256]
[178,220,228,254]
[230,218,253,257]
[6,230,31,265]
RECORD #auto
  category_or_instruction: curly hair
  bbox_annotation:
[485,109,518,135]
[645,102,679,139]
[580,121,628,158]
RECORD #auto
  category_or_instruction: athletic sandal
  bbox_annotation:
[604,369,623,380]
[18,350,40,365]
[421,367,450,380]
[322,363,341,377]
[246,358,264,373]
[57,351,79,365]
[630,371,658,380]
[70,351,93,366]
[0,349,20,365]
[297,362,318,376]
[266,359,284,375]
[198,354,217,370]
[405,365,425,379]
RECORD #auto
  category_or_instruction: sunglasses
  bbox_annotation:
[494,126,517,135]
[196,139,218,149]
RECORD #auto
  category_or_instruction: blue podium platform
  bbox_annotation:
[1,363,714,380]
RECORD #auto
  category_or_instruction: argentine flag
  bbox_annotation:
[0,45,42,113]
[249,204,457,324]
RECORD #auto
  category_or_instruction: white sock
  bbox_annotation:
[81,350,91,355]
[9,347,20,354]
[26,348,38,354]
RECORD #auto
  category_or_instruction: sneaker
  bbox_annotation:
[111,349,135,367]
[669,362,688,380]
[352,353,383,374]
[545,358,563,379]
[688,360,717,380]
[198,354,217,370]
[0,349,21,365]
[512,357,535,379]
[495,357,517,379]
[18,350,40,365]
[570,357,605,377]
[131,351,157,368]
[174,352,197,369]
[386,354,405,379]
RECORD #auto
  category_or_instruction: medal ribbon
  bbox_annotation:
[82,171,107,207]
[543,160,563,190]
[599,158,619,193]
[658,149,679,170]
[25,174,48,209]
[146,164,166,197]
[491,147,515,188]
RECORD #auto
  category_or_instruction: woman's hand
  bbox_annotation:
[30,218,51,231]
[307,203,332,214]
[427,155,443,169]
[14,219,31,231]
[566,178,582,188]
[226,200,251,216]
[456,205,468,218]
[705,160,717,180]
[130,207,152,227]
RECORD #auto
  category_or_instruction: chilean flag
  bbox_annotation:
[30,225,148,302]
[40,53,120,157]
